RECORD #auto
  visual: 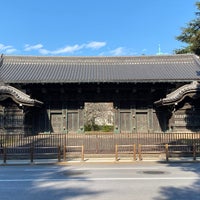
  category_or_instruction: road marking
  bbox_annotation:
[0,177,199,182]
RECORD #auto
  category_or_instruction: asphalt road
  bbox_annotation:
[0,162,200,200]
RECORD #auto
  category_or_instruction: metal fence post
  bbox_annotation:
[3,147,6,164]
[63,145,66,161]
[193,144,196,161]
[138,144,142,161]
[115,144,118,161]
[133,144,137,161]
[81,145,84,161]
[165,144,169,162]
[58,145,61,162]
[30,146,34,163]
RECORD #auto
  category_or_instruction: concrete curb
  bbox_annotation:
[1,157,200,166]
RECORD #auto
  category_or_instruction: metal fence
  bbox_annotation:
[0,132,200,161]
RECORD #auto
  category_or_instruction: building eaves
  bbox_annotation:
[0,85,43,106]
[154,81,200,106]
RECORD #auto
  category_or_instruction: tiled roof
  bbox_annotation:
[0,54,200,83]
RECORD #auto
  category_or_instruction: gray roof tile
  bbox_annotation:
[0,54,200,83]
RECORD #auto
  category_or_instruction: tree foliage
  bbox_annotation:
[84,102,114,131]
[175,2,200,56]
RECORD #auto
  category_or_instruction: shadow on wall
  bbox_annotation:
[26,106,52,135]
[155,106,172,132]
[185,96,200,132]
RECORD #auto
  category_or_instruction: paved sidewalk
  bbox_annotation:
[0,158,133,165]
[0,156,199,165]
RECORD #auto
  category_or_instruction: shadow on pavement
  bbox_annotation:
[154,162,200,200]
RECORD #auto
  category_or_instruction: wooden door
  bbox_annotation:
[51,113,62,133]
[136,112,148,133]
[120,111,132,133]
[67,112,79,133]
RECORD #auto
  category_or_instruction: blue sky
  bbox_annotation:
[0,0,198,56]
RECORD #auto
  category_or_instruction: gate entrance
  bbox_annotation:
[84,102,114,132]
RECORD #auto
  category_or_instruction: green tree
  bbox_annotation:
[175,2,200,56]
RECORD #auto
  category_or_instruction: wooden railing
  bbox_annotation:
[115,144,136,161]
[0,133,200,162]
[63,145,84,161]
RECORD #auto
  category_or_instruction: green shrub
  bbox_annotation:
[84,124,113,132]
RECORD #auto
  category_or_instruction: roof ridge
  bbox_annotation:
[191,54,200,69]
[3,53,195,59]
[0,54,3,66]
[3,54,197,64]
[0,54,4,84]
